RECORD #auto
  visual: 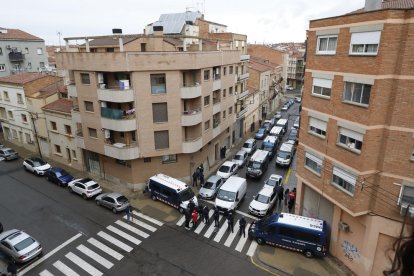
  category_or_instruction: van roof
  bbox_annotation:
[263,136,277,144]
[220,176,246,192]
[278,213,324,232]
[276,119,288,125]
[149,173,188,192]
[280,142,294,152]
[250,149,268,162]
[270,126,283,134]
[245,138,255,143]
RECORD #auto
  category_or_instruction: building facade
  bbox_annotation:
[296,1,414,275]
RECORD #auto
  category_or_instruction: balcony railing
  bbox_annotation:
[180,83,202,99]
[104,142,139,160]
[240,54,250,61]
[9,52,25,62]
[237,108,248,119]
[181,109,202,126]
[97,85,134,103]
[101,107,135,120]
[237,89,249,100]
[237,72,249,82]
[182,137,202,153]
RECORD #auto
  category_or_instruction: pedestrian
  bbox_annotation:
[184,208,191,230]
[199,173,205,186]
[188,199,196,214]
[227,211,234,233]
[191,209,198,229]
[197,204,204,222]
[192,171,198,187]
[7,260,17,276]
[288,198,295,213]
[278,186,284,206]
[125,205,133,223]
[239,216,246,237]
[203,205,210,225]
[198,163,204,176]
[284,188,290,206]
[214,207,220,227]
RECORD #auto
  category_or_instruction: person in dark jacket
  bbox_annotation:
[7,260,17,276]
[192,171,198,187]
[227,211,234,233]
[239,216,247,237]
[184,208,191,230]
[188,200,196,214]
[284,188,290,206]
[203,205,210,225]
[277,186,284,206]
[197,204,204,221]
[213,207,220,227]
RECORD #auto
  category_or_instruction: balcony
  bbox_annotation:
[181,110,202,126]
[101,108,137,132]
[237,107,248,119]
[212,124,221,138]
[180,83,202,99]
[104,142,140,160]
[213,102,221,114]
[67,84,77,97]
[97,85,134,103]
[76,131,85,149]
[182,137,203,153]
[237,73,249,82]
[8,52,25,62]
[212,79,221,91]
[240,54,250,61]
[237,89,249,100]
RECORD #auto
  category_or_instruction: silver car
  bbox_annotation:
[199,175,224,200]
[95,192,130,213]
[232,150,248,168]
[0,148,18,161]
[0,229,42,263]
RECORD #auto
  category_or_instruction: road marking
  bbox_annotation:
[246,241,258,257]
[87,238,123,261]
[66,252,103,276]
[224,220,240,247]
[20,233,82,275]
[107,225,141,245]
[284,166,292,185]
[76,244,113,269]
[128,217,158,232]
[176,215,185,226]
[194,209,214,234]
[132,210,163,226]
[39,270,54,276]
[115,220,150,238]
[235,210,258,220]
[213,218,229,243]
[235,223,250,252]
[97,231,133,252]
[53,260,80,276]
[204,215,223,238]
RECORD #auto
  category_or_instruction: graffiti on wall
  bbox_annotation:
[342,240,360,261]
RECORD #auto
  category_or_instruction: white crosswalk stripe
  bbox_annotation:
[39,270,54,276]
[176,215,185,226]
[124,215,158,232]
[132,210,163,226]
[66,252,103,276]
[76,244,113,269]
[97,231,133,252]
[235,223,251,252]
[115,220,150,238]
[107,225,142,245]
[224,220,240,247]
[204,215,223,238]
[87,238,123,261]
[194,209,214,234]
[213,219,229,243]
[53,260,80,276]
[247,241,258,257]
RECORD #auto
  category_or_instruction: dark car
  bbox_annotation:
[255,128,267,140]
[45,168,75,187]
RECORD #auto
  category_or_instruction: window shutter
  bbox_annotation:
[333,167,356,185]
[154,130,169,149]
[350,31,381,44]
[305,152,323,166]
[152,103,168,122]
[339,127,363,141]
[309,117,327,131]
[313,78,332,88]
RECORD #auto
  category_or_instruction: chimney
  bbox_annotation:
[364,0,382,11]
[112,28,122,35]
[153,26,164,36]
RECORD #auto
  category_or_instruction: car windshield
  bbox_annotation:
[278,151,290,159]
[263,145,273,151]
[203,181,215,189]
[116,196,128,203]
[87,184,100,190]
[248,161,261,169]
[257,129,265,134]
[216,190,236,202]
[33,160,46,166]
[4,149,15,154]
[179,188,195,201]
[14,237,35,252]
[263,123,270,128]
[255,194,270,204]
[218,165,231,173]
[55,170,69,177]
[234,154,244,160]
[243,142,252,148]
[266,179,277,187]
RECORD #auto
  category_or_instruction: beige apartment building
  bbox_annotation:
[296,1,414,275]
[57,13,249,189]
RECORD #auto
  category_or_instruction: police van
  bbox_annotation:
[246,149,269,178]
[276,119,288,134]
[248,212,329,258]
[146,173,198,213]
[269,126,284,138]
[260,136,278,159]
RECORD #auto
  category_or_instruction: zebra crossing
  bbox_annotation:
[176,212,258,257]
[38,211,163,276]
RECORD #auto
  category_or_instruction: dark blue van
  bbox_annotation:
[248,212,329,258]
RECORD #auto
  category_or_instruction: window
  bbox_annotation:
[25,47,29,54]
[222,89,226,98]
[223,67,227,76]
[39,62,45,68]
[229,106,233,114]
[141,43,147,52]
[37,48,43,55]
[338,127,363,152]
[12,129,17,139]
[332,167,356,195]
[151,74,166,94]
[21,114,28,123]
[223,110,226,119]
[3,91,9,101]
[80,73,90,85]
[72,150,77,159]
[25,133,32,143]
[229,66,233,74]
[0,64,5,71]
[305,152,323,175]
[27,62,32,69]
[308,117,327,137]
[0,47,2,55]
[399,183,414,206]
[84,101,94,112]
[316,35,337,55]
[204,69,210,81]
[162,154,177,164]
[88,128,98,138]
[154,130,169,149]
[65,125,72,135]
[55,144,61,154]
[106,48,114,52]
[204,95,210,106]
[17,93,23,104]
[350,31,380,55]
[312,78,332,98]
[411,149,414,161]
[343,82,371,105]
[116,159,131,167]
[152,103,168,123]
[50,121,57,131]
[7,111,13,120]
[204,120,210,131]
[144,157,151,163]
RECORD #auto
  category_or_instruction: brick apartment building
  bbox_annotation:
[296,0,414,275]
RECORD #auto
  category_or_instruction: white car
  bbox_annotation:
[274,112,282,120]
[23,157,51,176]
[249,186,277,217]
[264,174,283,190]
[199,175,224,200]
[68,178,102,199]
[0,229,42,263]
[232,150,248,168]
[217,161,238,180]
[241,138,257,155]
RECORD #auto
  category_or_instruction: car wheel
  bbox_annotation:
[151,194,157,201]
[82,194,88,200]
[96,200,100,206]
[34,170,38,176]
[112,208,117,214]
[304,250,314,258]
[256,237,265,245]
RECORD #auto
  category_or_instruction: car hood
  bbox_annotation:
[217,171,231,179]
[199,187,215,197]
[215,198,235,210]
[59,174,74,183]
[36,164,51,171]
[241,147,251,153]
[250,200,269,211]
[232,159,243,166]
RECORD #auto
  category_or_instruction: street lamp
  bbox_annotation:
[10,109,43,159]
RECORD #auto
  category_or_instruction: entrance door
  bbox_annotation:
[215,143,219,162]
[66,148,72,164]
[39,137,50,157]
[85,151,101,176]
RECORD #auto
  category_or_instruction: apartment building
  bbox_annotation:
[57,13,249,188]
[0,28,48,77]
[296,1,414,275]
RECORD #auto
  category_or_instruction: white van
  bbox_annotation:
[246,149,269,178]
[215,176,247,213]
[275,142,295,167]
[276,119,288,134]
[269,126,284,138]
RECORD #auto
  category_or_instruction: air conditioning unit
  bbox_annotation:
[400,204,414,217]
[338,221,350,232]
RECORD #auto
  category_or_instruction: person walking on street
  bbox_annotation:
[188,199,196,214]
[197,204,204,221]
[239,216,246,237]
[284,188,290,206]
[125,205,133,223]
[192,171,198,187]
[199,173,205,186]
[203,205,210,224]
[277,186,284,206]
[288,189,296,213]
[214,207,220,227]
[7,260,17,276]
[227,211,234,233]
[191,209,199,229]
[184,208,191,230]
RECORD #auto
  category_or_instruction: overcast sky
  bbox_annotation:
[4,0,365,45]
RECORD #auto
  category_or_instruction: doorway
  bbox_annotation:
[66,148,72,164]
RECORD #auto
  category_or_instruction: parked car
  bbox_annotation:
[255,128,267,140]
[45,168,75,187]
[95,192,130,213]
[217,161,238,180]
[199,175,224,200]
[288,129,298,144]
[241,138,257,155]
[232,150,248,168]
[293,117,300,129]
[295,97,302,103]
[281,105,288,111]
[0,229,42,263]
[285,85,294,91]
[264,174,284,190]
[249,186,277,217]
[68,178,102,199]
[0,148,18,161]
[23,157,51,176]
[274,112,282,120]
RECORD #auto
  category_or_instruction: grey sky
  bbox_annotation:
[4,0,365,45]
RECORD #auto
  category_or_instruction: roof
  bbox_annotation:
[88,37,137,47]
[220,176,246,192]
[150,173,188,191]
[0,72,48,85]
[42,98,73,114]
[149,11,203,34]
[382,0,414,8]
[39,80,67,94]
[278,213,324,232]
[163,37,182,46]
[258,186,275,197]
[0,27,43,41]
[248,59,273,72]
